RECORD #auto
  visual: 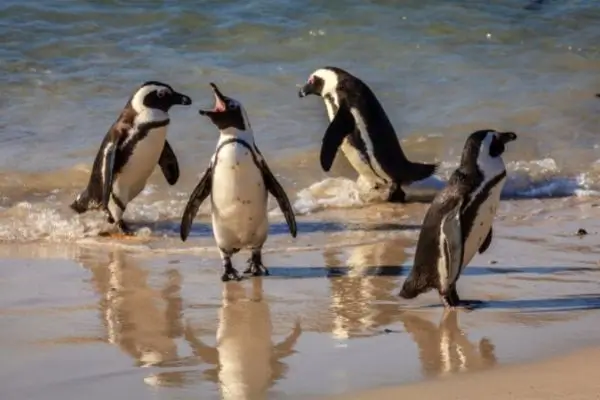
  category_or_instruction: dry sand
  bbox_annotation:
[327,346,600,400]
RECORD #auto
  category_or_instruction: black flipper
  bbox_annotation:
[320,102,356,172]
[259,159,297,238]
[180,165,213,242]
[478,227,493,254]
[441,200,464,282]
[70,190,92,214]
[101,140,118,210]
[158,140,180,185]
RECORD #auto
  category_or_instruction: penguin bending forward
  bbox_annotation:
[298,66,437,203]
[399,130,517,309]
[180,83,297,282]
[70,81,192,236]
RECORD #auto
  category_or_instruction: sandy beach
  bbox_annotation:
[326,346,600,400]
[2,194,600,400]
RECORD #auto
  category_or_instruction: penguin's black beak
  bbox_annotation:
[298,82,315,98]
[497,131,517,144]
[199,82,227,116]
[172,92,192,106]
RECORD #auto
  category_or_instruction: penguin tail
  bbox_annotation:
[69,191,91,214]
[399,270,431,299]
[403,161,438,184]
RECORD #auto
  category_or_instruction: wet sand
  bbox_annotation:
[1,198,600,400]
[326,346,600,400]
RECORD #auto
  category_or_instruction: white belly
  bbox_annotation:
[461,177,506,270]
[113,127,167,203]
[211,143,268,250]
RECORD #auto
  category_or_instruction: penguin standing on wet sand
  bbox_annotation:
[298,66,438,203]
[70,81,192,236]
[180,83,297,282]
[399,130,517,309]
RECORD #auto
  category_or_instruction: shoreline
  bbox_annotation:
[2,197,600,399]
[324,345,600,400]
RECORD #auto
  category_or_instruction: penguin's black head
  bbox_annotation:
[133,81,192,113]
[298,67,347,98]
[461,129,517,174]
[198,83,249,132]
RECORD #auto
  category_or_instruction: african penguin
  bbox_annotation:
[70,81,192,236]
[399,129,517,309]
[180,83,297,282]
[298,66,438,203]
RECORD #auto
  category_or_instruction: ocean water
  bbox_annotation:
[0,0,599,243]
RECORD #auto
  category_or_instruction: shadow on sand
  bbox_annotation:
[135,220,421,239]
[262,264,600,279]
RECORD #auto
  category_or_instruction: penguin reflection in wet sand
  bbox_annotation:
[399,130,517,309]
[298,66,438,203]
[180,83,297,282]
[70,81,192,236]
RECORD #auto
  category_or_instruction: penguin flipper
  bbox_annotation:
[258,160,297,238]
[478,227,493,254]
[158,140,180,185]
[320,103,355,172]
[441,199,464,284]
[101,140,118,210]
[180,165,213,242]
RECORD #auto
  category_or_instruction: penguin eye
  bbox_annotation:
[227,101,238,110]
[157,89,167,98]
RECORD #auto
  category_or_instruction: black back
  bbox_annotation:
[325,66,412,176]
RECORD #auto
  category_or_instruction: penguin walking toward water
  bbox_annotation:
[70,81,192,236]
[399,130,517,309]
[298,66,437,203]
[180,83,297,282]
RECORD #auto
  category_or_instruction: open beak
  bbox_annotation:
[497,131,517,144]
[172,91,192,106]
[199,83,227,116]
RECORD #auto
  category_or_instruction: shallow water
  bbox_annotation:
[0,0,599,241]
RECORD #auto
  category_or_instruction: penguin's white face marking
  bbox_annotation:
[475,131,508,181]
[298,68,340,102]
[131,84,171,124]
[309,68,339,97]
[128,82,192,126]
